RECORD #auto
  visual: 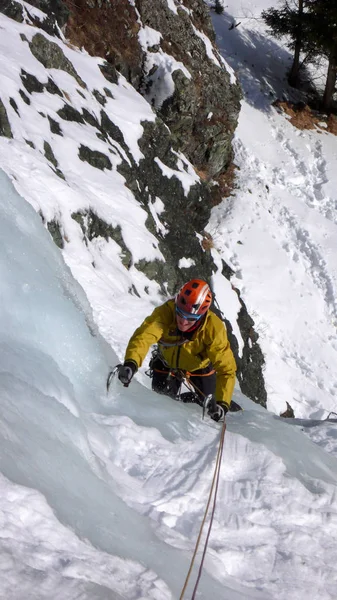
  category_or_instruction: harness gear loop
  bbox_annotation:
[179,419,227,599]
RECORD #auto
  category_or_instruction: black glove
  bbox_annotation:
[208,402,228,422]
[118,361,137,386]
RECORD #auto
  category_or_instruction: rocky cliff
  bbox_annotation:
[0,0,267,407]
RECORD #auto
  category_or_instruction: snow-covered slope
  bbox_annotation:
[2,166,337,600]
[2,167,337,600]
[1,1,337,599]
[0,5,242,383]
[207,0,337,417]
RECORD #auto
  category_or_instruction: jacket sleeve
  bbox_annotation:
[205,316,237,409]
[124,303,171,368]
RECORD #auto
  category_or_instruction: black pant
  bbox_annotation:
[151,357,216,402]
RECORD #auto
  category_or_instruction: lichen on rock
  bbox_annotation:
[29,33,86,88]
[0,99,13,138]
[72,210,132,269]
[47,219,64,248]
[78,145,112,171]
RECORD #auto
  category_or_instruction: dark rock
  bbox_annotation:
[57,104,85,124]
[47,116,63,135]
[27,0,69,28]
[221,258,235,280]
[99,63,118,86]
[78,145,112,171]
[0,99,13,138]
[44,141,58,167]
[111,115,215,295]
[96,131,108,143]
[43,141,65,178]
[100,110,133,162]
[0,0,23,22]
[234,288,267,407]
[22,0,69,38]
[82,108,100,128]
[72,210,132,269]
[25,139,35,149]
[54,167,65,180]
[29,33,86,88]
[104,87,113,99]
[93,89,107,106]
[135,258,178,295]
[135,0,241,179]
[19,89,31,105]
[20,69,44,94]
[9,97,19,115]
[45,77,63,96]
[129,284,141,297]
[47,219,64,248]
[211,264,266,408]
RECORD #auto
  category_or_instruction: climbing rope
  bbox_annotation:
[179,418,227,600]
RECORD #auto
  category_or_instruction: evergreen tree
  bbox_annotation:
[262,0,337,111]
[306,0,337,111]
[214,0,224,15]
[262,1,312,87]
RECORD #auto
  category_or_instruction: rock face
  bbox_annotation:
[0,0,69,35]
[0,0,267,407]
[62,0,143,88]
[61,0,241,183]
[0,99,13,138]
[136,0,241,180]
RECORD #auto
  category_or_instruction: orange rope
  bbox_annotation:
[152,368,215,377]
[186,369,216,378]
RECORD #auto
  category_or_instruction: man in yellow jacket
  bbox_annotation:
[118,279,237,421]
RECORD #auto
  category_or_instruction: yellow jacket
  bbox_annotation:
[125,299,236,408]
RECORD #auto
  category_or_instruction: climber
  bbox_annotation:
[117,279,237,422]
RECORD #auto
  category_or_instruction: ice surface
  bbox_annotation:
[0,169,264,599]
[1,3,337,599]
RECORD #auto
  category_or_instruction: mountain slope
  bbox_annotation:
[0,1,337,599]
[207,0,337,417]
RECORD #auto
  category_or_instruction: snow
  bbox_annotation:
[165,0,179,15]
[220,54,237,85]
[0,2,337,599]
[137,19,191,110]
[178,257,196,268]
[191,24,221,68]
[207,0,337,418]
[149,197,169,237]
[21,0,48,22]
[140,48,191,109]
[138,25,162,49]
[154,155,199,196]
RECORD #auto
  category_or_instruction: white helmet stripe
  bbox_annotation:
[190,282,210,313]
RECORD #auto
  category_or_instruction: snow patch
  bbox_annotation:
[178,257,196,268]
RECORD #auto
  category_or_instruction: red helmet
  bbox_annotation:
[175,279,212,318]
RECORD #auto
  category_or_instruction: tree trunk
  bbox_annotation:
[288,39,302,87]
[322,53,337,113]
[287,0,304,88]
